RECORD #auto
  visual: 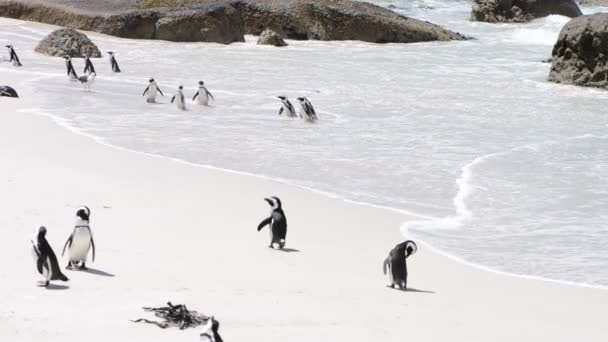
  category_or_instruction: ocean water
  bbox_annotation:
[1,0,607,287]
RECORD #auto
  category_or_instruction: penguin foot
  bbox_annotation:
[390,284,395,289]
[66,263,73,270]
[44,281,50,287]
[78,263,87,270]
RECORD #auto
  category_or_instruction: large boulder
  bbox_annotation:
[548,13,608,88]
[0,0,467,44]
[257,29,287,46]
[35,28,101,57]
[471,0,582,23]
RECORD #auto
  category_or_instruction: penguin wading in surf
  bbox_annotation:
[192,81,214,106]
[277,96,297,117]
[64,56,78,81]
[107,51,121,72]
[83,55,96,75]
[171,85,186,110]
[383,240,417,290]
[62,206,96,270]
[31,226,69,287]
[143,78,164,103]
[5,44,22,67]
[257,197,288,249]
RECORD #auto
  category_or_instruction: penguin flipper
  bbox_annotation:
[193,91,199,101]
[90,235,96,263]
[171,95,175,103]
[279,107,284,115]
[143,86,149,96]
[61,234,74,257]
[257,217,272,231]
[383,257,390,275]
[156,86,164,96]
[206,90,214,100]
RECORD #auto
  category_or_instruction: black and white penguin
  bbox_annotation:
[192,81,214,106]
[83,55,96,75]
[257,197,288,249]
[383,240,417,290]
[199,316,223,342]
[171,85,186,110]
[5,45,22,67]
[62,206,96,270]
[297,97,318,122]
[277,96,296,117]
[78,72,96,92]
[30,226,69,287]
[64,56,78,81]
[0,85,18,98]
[143,78,164,103]
[107,51,121,73]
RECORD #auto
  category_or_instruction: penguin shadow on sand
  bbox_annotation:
[77,267,115,277]
[38,282,70,290]
[273,247,300,253]
[385,285,435,294]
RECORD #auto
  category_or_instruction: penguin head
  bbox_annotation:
[277,96,286,100]
[178,85,183,90]
[149,78,155,83]
[297,97,304,102]
[5,45,12,49]
[64,55,71,60]
[76,206,91,221]
[37,225,47,238]
[107,51,114,55]
[264,196,282,210]
[199,81,204,86]
[404,240,418,258]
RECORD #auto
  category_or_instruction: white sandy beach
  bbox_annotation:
[1,64,608,342]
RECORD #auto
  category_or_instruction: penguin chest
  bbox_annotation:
[197,89,209,105]
[69,229,91,261]
[147,86,158,99]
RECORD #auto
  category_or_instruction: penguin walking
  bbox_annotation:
[277,96,297,117]
[64,56,78,81]
[199,317,223,342]
[297,97,318,122]
[83,55,96,75]
[143,78,164,103]
[171,85,186,110]
[62,206,96,270]
[107,51,121,73]
[31,226,69,287]
[257,197,287,249]
[0,85,18,97]
[5,45,22,67]
[383,240,417,290]
[78,72,96,92]
[192,81,214,106]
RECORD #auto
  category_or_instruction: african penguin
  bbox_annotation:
[199,316,223,342]
[257,197,287,249]
[171,85,186,110]
[0,85,18,98]
[107,51,121,73]
[277,96,297,117]
[64,56,78,81]
[62,206,96,270]
[297,97,318,122]
[5,45,22,67]
[383,240,417,290]
[78,72,96,92]
[31,226,69,287]
[83,55,96,75]
[192,81,214,106]
[143,78,164,103]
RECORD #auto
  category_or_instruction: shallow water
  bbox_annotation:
[1,0,607,286]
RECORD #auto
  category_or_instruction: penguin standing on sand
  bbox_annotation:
[192,81,214,106]
[64,56,78,81]
[257,197,287,249]
[277,96,297,117]
[199,317,223,342]
[62,206,96,270]
[383,240,417,290]
[5,45,22,67]
[78,72,96,92]
[83,55,96,75]
[171,85,186,110]
[31,226,69,287]
[143,78,164,103]
[107,51,121,73]
[297,97,318,122]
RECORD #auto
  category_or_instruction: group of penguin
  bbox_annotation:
[4,45,320,122]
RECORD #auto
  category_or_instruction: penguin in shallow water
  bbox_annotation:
[143,78,164,103]
[78,72,96,92]
[62,206,96,270]
[383,240,417,290]
[31,226,69,287]
[107,51,121,73]
[5,44,22,67]
[192,81,214,106]
[277,96,297,117]
[297,97,318,122]
[171,85,186,110]
[64,56,78,81]
[199,316,223,342]
[83,55,96,75]
[0,85,18,97]
[257,197,287,249]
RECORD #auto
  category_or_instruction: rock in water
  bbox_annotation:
[548,13,608,88]
[257,29,287,46]
[471,0,582,23]
[35,28,101,57]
